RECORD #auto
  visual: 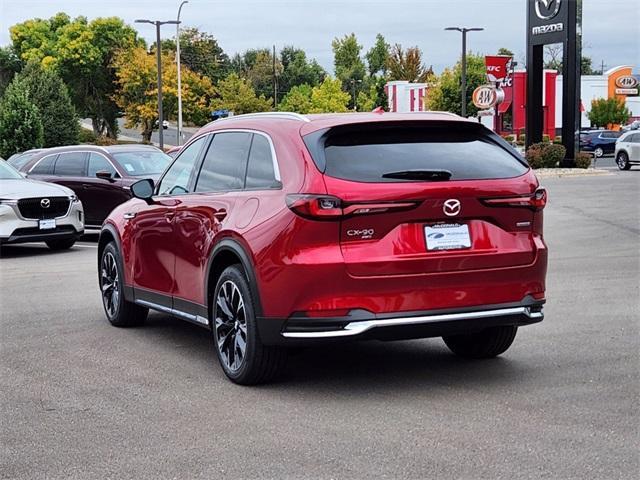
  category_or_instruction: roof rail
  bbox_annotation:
[215,111,311,123]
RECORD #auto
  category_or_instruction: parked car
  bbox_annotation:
[0,159,84,249]
[615,130,640,170]
[98,111,548,385]
[621,120,640,131]
[579,130,622,157]
[14,145,171,228]
[154,119,169,130]
[166,145,182,158]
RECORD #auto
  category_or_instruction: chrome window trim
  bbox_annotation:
[27,150,122,178]
[27,153,59,174]
[281,306,543,339]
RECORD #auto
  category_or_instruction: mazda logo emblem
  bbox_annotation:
[40,198,51,209]
[443,199,461,217]
[535,0,561,20]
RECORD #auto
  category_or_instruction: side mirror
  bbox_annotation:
[131,178,155,201]
[95,170,115,181]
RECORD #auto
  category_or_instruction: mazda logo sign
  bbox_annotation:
[443,199,461,217]
[40,198,51,209]
[535,0,561,20]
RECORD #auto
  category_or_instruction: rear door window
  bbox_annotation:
[30,155,57,175]
[54,152,88,176]
[315,125,528,182]
[195,132,251,192]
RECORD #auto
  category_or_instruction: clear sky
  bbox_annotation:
[0,0,638,74]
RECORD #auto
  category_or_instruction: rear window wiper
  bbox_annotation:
[381,169,452,181]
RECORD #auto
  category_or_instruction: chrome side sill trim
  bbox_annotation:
[282,306,542,339]
[135,299,209,326]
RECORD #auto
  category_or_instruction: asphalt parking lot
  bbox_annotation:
[1,168,638,479]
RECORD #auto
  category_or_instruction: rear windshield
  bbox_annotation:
[310,124,527,182]
[111,151,171,177]
[7,152,38,170]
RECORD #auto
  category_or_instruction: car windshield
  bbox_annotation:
[7,152,38,170]
[0,160,24,179]
[111,150,171,177]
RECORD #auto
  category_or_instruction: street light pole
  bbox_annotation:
[135,19,180,149]
[350,79,362,112]
[176,1,189,146]
[445,27,484,118]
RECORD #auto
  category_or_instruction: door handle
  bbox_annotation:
[82,184,90,189]
[213,209,227,221]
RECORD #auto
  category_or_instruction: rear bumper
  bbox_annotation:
[257,297,544,346]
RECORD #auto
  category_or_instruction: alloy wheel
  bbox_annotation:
[214,280,247,372]
[617,153,628,170]
[101,252,120,318]
[594,147,604,158]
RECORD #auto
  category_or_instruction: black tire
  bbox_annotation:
[211,264,287,385]
[99,242,148,327]
[616,151,631,170]
[442,325,518,359]
[46,238,76,250]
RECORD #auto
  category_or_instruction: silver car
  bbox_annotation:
[0,160,84,249]
[615,130,640,170]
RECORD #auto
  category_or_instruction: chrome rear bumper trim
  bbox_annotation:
[281,306,542,339]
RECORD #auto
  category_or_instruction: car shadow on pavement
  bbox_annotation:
[139,312,537,393]
[0,244,81,258]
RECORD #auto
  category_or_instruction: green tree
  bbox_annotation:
[10,14,142,138]
[14,62,78,147]
[158,27,230,82]
[279,46,326,96]
[309,77,350,113]
[386,44,433,83]
[0,47,22,96]
[356,83,379,111]
[332,33,366,88]
[278,84,314,113]
[587,97,630,128]
[497,47,514,57]
[246,50,283,100]
[544,44,599,75]
[427,53,485,117]
[211,73,272,115]
[0,79,44,157]
[366,33,389,76]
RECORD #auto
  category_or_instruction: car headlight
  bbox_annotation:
[0,199,17,205]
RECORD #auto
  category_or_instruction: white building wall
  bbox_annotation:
[555,75,608,128]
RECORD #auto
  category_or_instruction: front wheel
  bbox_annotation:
[616,151,631,170]
[594,147,604,158]
[99,242,147,327]
[443,326,518,359]
[212,265,287,385]
[46,238,76,250]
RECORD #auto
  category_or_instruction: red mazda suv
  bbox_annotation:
[98,111,547,384]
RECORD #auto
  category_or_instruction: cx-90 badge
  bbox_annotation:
[443,199,461,217]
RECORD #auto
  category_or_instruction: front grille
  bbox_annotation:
[17,197,70,219]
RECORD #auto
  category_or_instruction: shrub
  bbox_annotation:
[525,142,566,169]
[519,133,526,143]
[78,128,97,144]
[95,135,117,146]
[0,79,44,158]
[574,152,592,169]
[542,134,550,143]
[14,62,79,147]
[504,134,515,143]
[553,136,563,144]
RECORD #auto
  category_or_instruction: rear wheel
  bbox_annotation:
[46,238,76,250]
[443,326,518,359]
[212,265,287,385]
[616,151,631,170]
[100,242,147,327]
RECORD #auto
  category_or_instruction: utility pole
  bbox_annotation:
[135,18,180,149]
[445,27,484,118]
[176,1,189,146]
[350,79,362,111]
[273,44,277,110]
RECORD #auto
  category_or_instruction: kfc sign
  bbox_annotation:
[485,56,512,83]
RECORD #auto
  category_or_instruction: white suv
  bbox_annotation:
[615,131,640,170]
[0,160,84,249]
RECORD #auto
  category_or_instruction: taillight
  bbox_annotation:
[482,187,547,211]
[286,194,420,220]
